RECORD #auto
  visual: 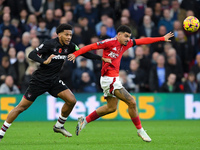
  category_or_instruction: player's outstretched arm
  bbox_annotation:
[135,32,174,45]
[163,32,174,42]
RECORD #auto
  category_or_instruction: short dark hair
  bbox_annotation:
[56,24,72,34]
[117,25,131,34]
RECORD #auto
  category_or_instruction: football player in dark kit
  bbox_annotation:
[0,24,111,141]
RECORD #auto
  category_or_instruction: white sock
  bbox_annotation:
[55,115,67,128]
[0,121,11,136]
[137,127,144,132]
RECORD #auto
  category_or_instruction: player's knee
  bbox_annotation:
[128,99,137,108]
[67,96,76,106]
[108,106,117,113]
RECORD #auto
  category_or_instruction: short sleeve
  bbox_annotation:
[35,41,51,54]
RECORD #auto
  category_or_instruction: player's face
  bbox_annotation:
[59,30,72,45]
[118,32,131,46]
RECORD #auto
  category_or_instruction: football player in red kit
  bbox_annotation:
[68,25,174,142]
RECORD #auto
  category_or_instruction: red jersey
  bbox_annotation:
[73,37,165,77]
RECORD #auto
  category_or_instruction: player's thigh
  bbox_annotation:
[57,89,76,105]
[16,97,33,111]
[114,88,135,104]
[105,96,118,109]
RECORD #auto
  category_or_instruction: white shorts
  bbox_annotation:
[100,76,123,97]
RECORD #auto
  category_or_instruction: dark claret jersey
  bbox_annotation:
[29,37,101,84]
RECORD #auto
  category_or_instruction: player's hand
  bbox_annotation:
[164,32,174,42]
[68,54,76,63]
[43,54,55,64]
[102,57,112,63]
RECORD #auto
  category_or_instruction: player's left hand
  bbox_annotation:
[164,32,174,42]
[102,57,112,63]
[68,54,76,63]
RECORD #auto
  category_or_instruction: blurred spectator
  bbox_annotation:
[71,23,84,45]
[115,16,138,38]
[18,9,30,35]
[119,70,131,91]
[151,51,159,66]
[25,37,40,69]
[0,0,5,17]
[43,0,62,13]
[78,72,98,93]
[104,17,116,38]
[2,28,16,46]
[26,0,45,18]
[127,59,147,92]
[190,53,200,78]
[173,30,191,73]
[54,8,63,21]
[152,2,162,26]
[183,71,198,93]
[98,24,110,40]
[0,36,10,62]
[151,25,167,53]
[78,17,96,45]
[138,15,158,38]
[134,46,151,76]
[149,54,167,92]
[75,1,99,29]
[26,14,38,30]
[95,14,109,34]
[64,10,75,26]
[181,0,200,19]
[120,50,132,71]
[45,9,59,31]
[159,73,181,92]
[36,18,50,43]
[162,42,173,58]
[139,7,154,26]
[0,13,18,39]
[166,50,183,83]
[5,0,27,18]
[29,29,37,43]
[170,0,186,23]
[72,57,96,90]
[98,0,115,20]
[158,9,174,33]
[129,0,146,25]
[0,56,16,85]
[13,51,28,88]
[0,75,20,94]
[15,32,31,52]
[8,47,17,65]
[173,20,182,38]
[73,0,85,21]
[160,0,171,10]
[21,66,36,93]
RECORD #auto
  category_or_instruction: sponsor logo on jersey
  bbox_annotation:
[108,52,119,58]
[52,55,66,60]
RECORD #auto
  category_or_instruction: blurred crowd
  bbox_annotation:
[0,0,200,94]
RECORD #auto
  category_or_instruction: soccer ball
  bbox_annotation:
[183,16,200,32]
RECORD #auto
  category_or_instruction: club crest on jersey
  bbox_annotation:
[108,52,119,58]
[53,48,57,52]
[64,48,68,53]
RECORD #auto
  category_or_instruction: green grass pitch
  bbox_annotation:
[0,120,200,150]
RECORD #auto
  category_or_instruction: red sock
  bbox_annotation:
[86,111,100,123]
[131,116,142,129]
